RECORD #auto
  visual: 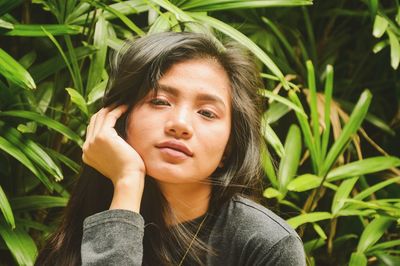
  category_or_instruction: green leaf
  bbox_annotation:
[368,239,400,253]
[70,1,148,24]
[65,88,88,116]
[368,0,378,18]
[263,187,282,199]
[4,24,81,36]
[2,126,63,181]
[0,0,24,16]
[288,90,318,172]
[10,196,68,212]
[261,144,278,188]
[86,14,108,94]
[374,253,400,266]
[357,216,394,253]
[181,0,313,11]
[373,15,388,38]
[373,40,390,54]
[354,176,400,201]
[41,26,79,92]
[0,110,83,146]
[287,174,323,192]
[0,220,37,266]
[304,238,326,254]
[331,177,358,215]
[88,0,144,36]
[0,48,36,90]
[261,118,284,158]
[321,65,333,159]
[190,12,287,85]
[349,252,367,266]
[278,125,301,193]
[258,89,307,118]
[287,212,332,229]
[0,185,15,229]
[0,136,53,191]
[264,101,290,124]
[45,148,80,174]
[387,29,400,69]
[306,61,321,165]
[0,18,14,29]
[313,223,327,239]
[326,156,400,182]
[30,46,96,83]
[19,50,37,69]
[321,90,372,176]
[149,11,181,34]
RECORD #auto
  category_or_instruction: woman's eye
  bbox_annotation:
[198,110,217,119]
[150,98,170,106]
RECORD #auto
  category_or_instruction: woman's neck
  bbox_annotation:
[157,181,211,225]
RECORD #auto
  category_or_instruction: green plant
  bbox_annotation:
[0,1,399,265]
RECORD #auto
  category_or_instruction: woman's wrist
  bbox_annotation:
[109,175,145,213]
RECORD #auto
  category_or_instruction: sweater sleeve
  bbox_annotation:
[258,234,306,266]
[81,209,144,266]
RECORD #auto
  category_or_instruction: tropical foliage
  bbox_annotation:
[0,0,399,265]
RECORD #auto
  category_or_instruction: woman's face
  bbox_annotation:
[126,58,232,185]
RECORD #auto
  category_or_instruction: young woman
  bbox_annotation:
[35,32,305,265]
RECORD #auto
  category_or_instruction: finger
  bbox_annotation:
[86,113,97,141]
[93,108,109,137]
[102,105,129,130]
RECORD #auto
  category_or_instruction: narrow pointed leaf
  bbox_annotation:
[349,252,367,266]
[86,14,108,94]
[331,177,358,215]
[0,0,24,16]
[190,12,286,85]
[0,185,15,229]
[373,15,388,38]
[388,29,400,69]
[287,174,323,192]
[321,90,372,176]
[0,220,37,266]
[327,156,400,182]
[181,0,313,11]
[2,126,63,181]
[10,196,68,212]
[357,216,394,253]
[0,136,53,191]
[258,89,307,117]
[354,176,400,201]
[66,88,88,116]
[321,65,333,158]
[289,90,318,172]
[278,125,301,193]
[0,111,83,146]
[4,24,81,36]
[261,118,284,158]
[261,144,278,188]
[0,48,36,90]
[287,212,333,229]
[306,61,321,164]
[263,187,282,199]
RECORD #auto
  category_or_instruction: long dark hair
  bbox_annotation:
[35,32,264,265]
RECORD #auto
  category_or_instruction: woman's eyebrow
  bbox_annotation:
[158,84,227,110]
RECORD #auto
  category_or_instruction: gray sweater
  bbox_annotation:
[81,195,306,265]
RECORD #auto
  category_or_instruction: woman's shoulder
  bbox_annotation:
[215,194,300,242]
[206,194,305,265]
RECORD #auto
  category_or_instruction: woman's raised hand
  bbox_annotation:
[82,105,145,212]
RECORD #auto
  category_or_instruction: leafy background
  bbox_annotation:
[0,0,399,265]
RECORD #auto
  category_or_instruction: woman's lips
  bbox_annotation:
[156,140,193,159]
[158,147,190,160]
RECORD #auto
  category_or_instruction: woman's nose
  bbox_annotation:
[165,107,193,139]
